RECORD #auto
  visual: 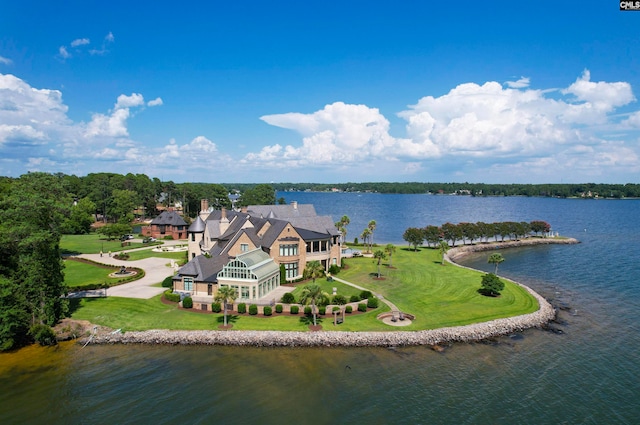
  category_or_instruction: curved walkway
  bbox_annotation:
[70,239,184,299]
[331,276,400,314]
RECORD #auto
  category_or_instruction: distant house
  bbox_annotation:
[143,209,188,239]
[173,200,342,309]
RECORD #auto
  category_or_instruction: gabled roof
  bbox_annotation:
[151,210,187,226]
[176,253,229,283]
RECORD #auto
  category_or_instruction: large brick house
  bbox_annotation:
[173,200,342,307]
[143,210,188,240]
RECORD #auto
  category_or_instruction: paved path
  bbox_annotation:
[70,240,185,299]
[331,276,400,313]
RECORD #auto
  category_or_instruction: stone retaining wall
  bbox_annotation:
[82,237,575,348]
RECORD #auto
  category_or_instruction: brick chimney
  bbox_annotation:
[219,207,230,234]
[199,199,209,219]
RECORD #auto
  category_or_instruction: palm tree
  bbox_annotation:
[304,260,325,283]
[384,244,396,268]
[373,249,386,278]
[439,241,449,265]
[299,283,330,326]
[361,228,372,253]
[214,285,238,327]
[368,220,377,251]
[488,253,505,274]
[340,215,350,244]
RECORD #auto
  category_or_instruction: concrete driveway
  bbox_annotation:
[73,240,184,299]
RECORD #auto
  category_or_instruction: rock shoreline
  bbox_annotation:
[82,237,576,348]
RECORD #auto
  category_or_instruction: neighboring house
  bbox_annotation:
[143,209,188,239]
[173,200,342,309]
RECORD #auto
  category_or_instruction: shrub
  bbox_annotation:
[211,302,222,313]
[263,306,273,316]
[290,305,299,314]
[275,304,283,313]
[182,296,193,309]
[249,304,258,315]
[328,264,340,275]
[360,290,373,300]
[163,235,174,240]
[318,306,326,315]
[349,295,360,303]
[29,324,57,346]
[479,273,505,297]
[332,306,340,313]
[237,303,247,314]
[332,294,347,305]
[345,305,353,314]
[367,297,379,309]
[358,303,367,312]
[304,306,312,315]
[164,290,180,303]
[281,292,295,304]
[161,276,174,288]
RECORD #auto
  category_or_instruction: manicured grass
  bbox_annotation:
[69,245,539,332]
[338,247,538,330]
[63,260,113,287]
[61,233,153,254]
[289,278,362,301]
[124,248,187,262]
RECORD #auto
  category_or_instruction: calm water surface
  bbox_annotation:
[1,194,639,424]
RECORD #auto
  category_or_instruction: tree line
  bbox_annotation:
[402,220,552,251]
[0,173,283,235]
[270,182,640,198]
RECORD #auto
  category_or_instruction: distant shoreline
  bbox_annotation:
[81,237,577,348]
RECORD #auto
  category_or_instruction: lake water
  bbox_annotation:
[1,193,639,424]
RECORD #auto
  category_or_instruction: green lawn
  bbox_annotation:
[61,233,156,254]
[69,245,539,332]
[338,247,538,330]
[124,248,187,262]
[63,260,114,287]
[289,278,362,301]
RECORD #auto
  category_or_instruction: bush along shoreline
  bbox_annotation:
[81,237,577,348]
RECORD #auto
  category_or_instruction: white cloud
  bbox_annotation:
[0,56,12,66]
[58,46,70,59]
[70,38,90,47]
[250,70,640,181]
[255,102,398,166]
[622,111,640,128]
[115,93,144,109]
[85,108,131,138]
[0,73,164,174]
[90,32,114,55]
[505,77,530,89]
[149,136,233,172]
[147,97,163,107]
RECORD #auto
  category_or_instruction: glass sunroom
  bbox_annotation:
[216,248,281,302]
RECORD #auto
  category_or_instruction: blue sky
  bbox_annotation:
[1,1,640,184]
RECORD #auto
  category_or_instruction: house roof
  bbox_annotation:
[188,216,206,233]
[176,253,229,283]
[247,203,317,219]
[151,210,187,226]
